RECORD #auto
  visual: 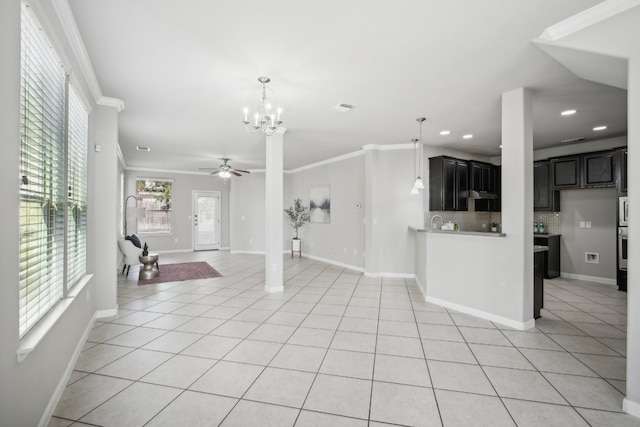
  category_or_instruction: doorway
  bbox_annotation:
[192,191,220,251]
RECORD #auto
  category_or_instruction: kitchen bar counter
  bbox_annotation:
[408,225,506,237]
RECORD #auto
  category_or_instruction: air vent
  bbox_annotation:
[560,137,586,143]
[331,103,356,113]
[136,146,151,151]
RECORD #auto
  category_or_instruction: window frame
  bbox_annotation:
[135,178,173,235]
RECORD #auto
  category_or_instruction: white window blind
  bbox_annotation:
[19,3,89,338]
[66,88,88,288]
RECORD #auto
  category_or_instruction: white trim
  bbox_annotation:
[97,96,125,112]
[364,271,416,279]
[289,150,365,174]
[154,249,194,254]
[303,254,364,273]
[230,250,265,255]
[37,312,97,427]
[539,0,640,41]
[117,144,127,168]
[126,166,211,176]
[220,246,230,250]
[624,398,640,419]
[425,295,535,330]
[264,285,284,293]
[362,143,415,151]
[96,307,118,319]
[560,272,617,286]
[17,274,93,362]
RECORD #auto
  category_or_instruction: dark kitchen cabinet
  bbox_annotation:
[534,250,544,319]
[429,156,468,211]
[490,165,501,212]
[470,161,496,212]
[534,161,560,212]
[534,234,560,278]
[583,150,615,188]
[620,148,628,193]
[551,156,581,189]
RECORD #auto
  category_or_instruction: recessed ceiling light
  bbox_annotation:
[136,146,151,151]
[462,134,473,139]
[440,130,450,136]
[593,125,607,131]
[561,109,577,116]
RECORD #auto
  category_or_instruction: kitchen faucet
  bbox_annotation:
[430,215,443,231]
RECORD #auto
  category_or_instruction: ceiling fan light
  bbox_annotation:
[219,171,231,178]
[414,176,424,190]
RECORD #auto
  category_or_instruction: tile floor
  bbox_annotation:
[50,251,640,426]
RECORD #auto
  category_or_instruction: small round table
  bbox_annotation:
[139,253,159,280]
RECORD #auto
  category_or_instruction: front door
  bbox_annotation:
[193,191,220,251]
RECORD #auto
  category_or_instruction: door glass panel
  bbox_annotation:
[194,193,219,250]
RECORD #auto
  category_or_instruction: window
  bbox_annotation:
[19,3,89,338]
[136,179,173,233]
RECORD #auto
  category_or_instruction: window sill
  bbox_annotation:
[17,274,93,363]
[137,232,174,236]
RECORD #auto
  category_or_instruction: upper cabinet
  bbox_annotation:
[551,150,616,190]
[551,156,581,189]
[583,150,615,188]
[470,160,500,212]
[429,156,468,211]
[619,147,628,193]
[534,161,560,212]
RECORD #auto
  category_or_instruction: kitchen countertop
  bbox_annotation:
[533,233,561,237]
[534,245,549,253]
[409,225,506,237]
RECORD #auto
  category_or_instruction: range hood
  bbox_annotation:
[465,190,498,200]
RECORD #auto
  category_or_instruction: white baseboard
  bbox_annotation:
[96,306,118,319]
[303,253,364,273]
[560,272,617,286]
[154,248,194,254]
[425,295,535,330]
[38,312,97,427]
[230,250,265,255]
[364,271,416,279]
[624,398,640,419]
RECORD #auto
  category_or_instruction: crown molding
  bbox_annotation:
[124,166,210,176]
[97,96,125,112]
[289,150,364,174]
[116,144,126,168]
[539,0,640,41]
[50,0,124,110]
[362,143,415,151]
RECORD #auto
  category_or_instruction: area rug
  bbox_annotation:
[138,262,222,285]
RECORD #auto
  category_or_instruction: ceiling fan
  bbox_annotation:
[199,158,250,178]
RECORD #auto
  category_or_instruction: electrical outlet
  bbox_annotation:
[579,221,585,228]
[586,221,592,228]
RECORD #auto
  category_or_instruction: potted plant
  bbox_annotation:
[142,242,149,256]
[490,222,499,232]
[284,198,310,254]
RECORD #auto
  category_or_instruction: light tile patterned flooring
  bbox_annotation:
[50,251,640,426]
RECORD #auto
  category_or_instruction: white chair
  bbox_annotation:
[118,239,142,277]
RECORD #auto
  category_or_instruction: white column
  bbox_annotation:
[501,87,534,323]
[265,129,285,292]
[624,53,640,417]
[363,146,379,276]
[89,103,122,315]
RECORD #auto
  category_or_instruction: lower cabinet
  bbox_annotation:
[534,234,560,279]
[534,251,545,319]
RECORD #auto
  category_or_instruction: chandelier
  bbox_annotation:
[242,76,283,137]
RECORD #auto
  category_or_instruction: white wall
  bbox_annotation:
[230,172,267,253]
[124,170,231,251]
[559,188,617,281]
[0,2,99,425]
[288,154,366,269]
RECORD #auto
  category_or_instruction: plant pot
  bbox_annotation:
[491,227,497,232]
[292,239,301,251]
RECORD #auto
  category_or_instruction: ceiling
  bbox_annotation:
[68,0,627,172]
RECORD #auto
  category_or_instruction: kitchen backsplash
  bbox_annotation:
[424,209,561,234]
[424,210,503,232]
[534,212,561,235]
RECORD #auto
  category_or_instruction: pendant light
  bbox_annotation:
[413,117,426,190]
[410,138,420,195]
